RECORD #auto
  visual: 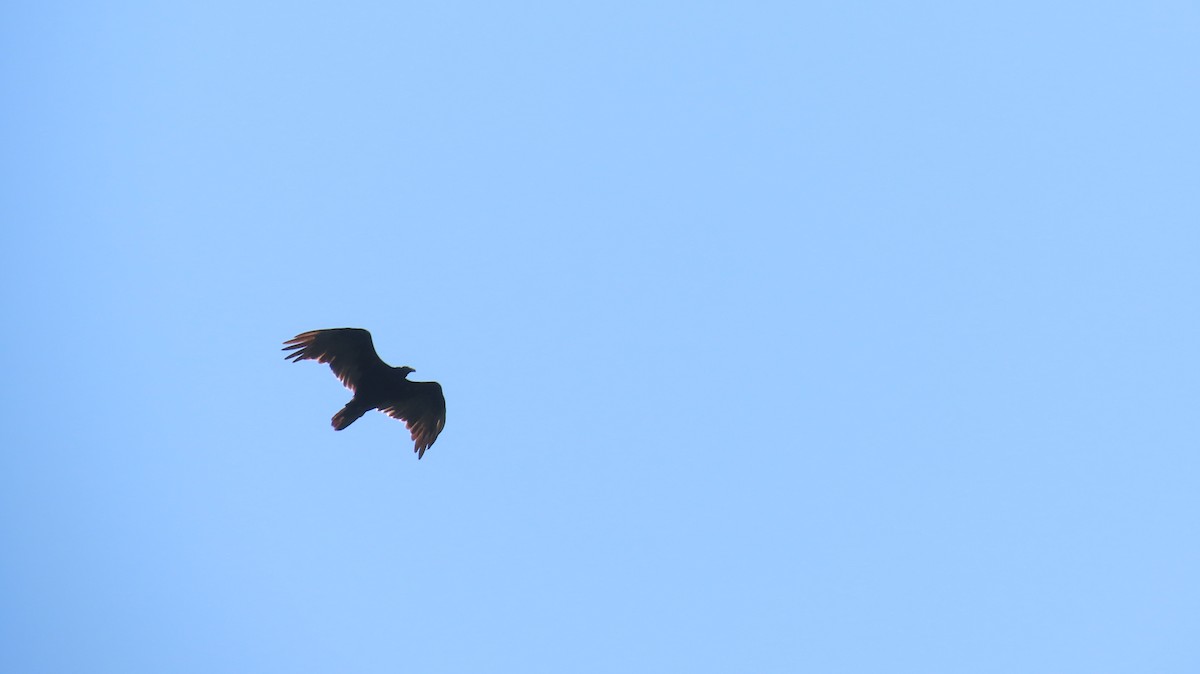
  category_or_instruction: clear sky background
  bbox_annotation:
[2,2,1198,672]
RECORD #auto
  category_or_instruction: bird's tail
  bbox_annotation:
[332,402,369,431]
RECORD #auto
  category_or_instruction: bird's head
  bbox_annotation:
[398,366,416,378]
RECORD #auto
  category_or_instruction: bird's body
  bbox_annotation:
[283,328,446,458]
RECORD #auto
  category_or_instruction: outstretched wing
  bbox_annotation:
[282,328,387,391]
[381,382,447,459]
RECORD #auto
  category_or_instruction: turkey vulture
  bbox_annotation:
[283,328,446,458]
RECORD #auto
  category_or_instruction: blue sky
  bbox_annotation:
[2,1,1198,672]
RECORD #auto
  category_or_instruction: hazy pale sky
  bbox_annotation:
[3,2,1198,672]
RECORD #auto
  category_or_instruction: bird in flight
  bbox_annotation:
[283,328,446,458]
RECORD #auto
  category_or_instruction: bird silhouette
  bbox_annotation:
[283,328,446,458]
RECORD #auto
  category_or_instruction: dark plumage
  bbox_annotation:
[283,328,446,458]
